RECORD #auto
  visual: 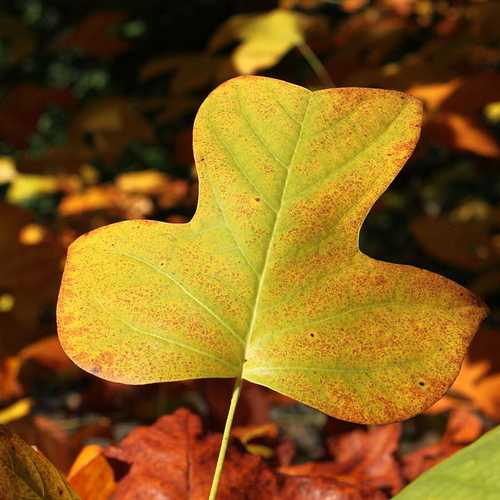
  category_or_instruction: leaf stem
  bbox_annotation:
[297,42,334,88]
[208,375,243,500]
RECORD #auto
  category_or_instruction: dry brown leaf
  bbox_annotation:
[0,427,78,499]
[431,330,500,420]
[407,80,463,113]
[104,407,398,499]
[59,185,153,220]
[0,336,77,400]
[54,10,130,59]
[69,97,155,167]
[8,415,111,473]
[327,424,403,494]
[400,73,500,157]
[279,423,402,497]
[105,408,278,499]
[141,53,234,95]
[68,445,116,500]
[232,423,279,458]
[425,112,500,158]
[403,409,483,481]
[411,213,500,271]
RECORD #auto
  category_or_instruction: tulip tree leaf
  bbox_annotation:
[394,425,500,499]
[0,426,79,500]
[57,76,487,424]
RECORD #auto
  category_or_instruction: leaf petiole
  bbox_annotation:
[208,375,243,500]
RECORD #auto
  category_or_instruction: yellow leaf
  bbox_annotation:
[208,9,327,74]
[0,398,32,424]
[58,76,486,425]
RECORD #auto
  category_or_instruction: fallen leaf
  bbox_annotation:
[0,156,16,184]
[8,414,111,473]
[68,445,116,500]
[105,408,279,499]
[55,10,130,59]
[0,426,78,499]
[327,424,403,494]
[396,417,498,500]
[408,79,463,112]
[59,185,153,220]
[68,97,155,167]
[425,112,500,158]
[278,475,386,499]
[141,53,234,96]
[279,423,402,496]
[411,212,500,271]
[433,330,500,420]
[6,173,61,203]
[402,409,483,481]
[208,10,328,74]
[410,73,500,158]
[232,422,279,458]
[0,336,78,401]
[0,398,32,424]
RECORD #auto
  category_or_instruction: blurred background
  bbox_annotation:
[0,0,499,497]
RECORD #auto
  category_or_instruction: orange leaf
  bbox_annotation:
[68,445,116,500]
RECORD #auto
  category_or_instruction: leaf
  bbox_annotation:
[54,10,130,59]
[0,426,79,500]
[282,422,403,495]
[104,408,278,499]
[425,112,500,158]
[232,422,278,458]
[68,445,116,500]
[68,97,155,167]
[0,336,78,401]
[105,407,389,499]
[58,76,487,425]
[141,53,235,96]
[394,419,500,500]
[7,414,111,474]
[208,10,328,74]
[7,174,61,203]
[410,72,500,158]
[402,409,483,482]
[433,330,500,420]
[0,399,32,425]
[411,212,500,271]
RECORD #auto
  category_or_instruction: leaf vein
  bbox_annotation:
[93,296,239,371]
[235,83,290,168]
[108,250,245,346]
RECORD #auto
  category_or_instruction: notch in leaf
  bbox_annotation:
[57,76,488,498]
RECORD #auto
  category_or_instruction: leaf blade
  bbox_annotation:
[0,426,79,500]
[58,76,487,423]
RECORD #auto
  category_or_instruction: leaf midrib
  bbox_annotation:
[241,90,313,373]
